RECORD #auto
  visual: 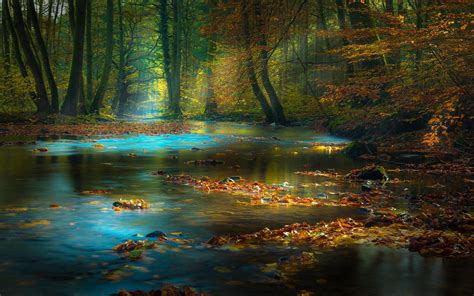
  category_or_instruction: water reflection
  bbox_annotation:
[0,121,472,295]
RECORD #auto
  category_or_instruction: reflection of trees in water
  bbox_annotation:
[67,154,84,192]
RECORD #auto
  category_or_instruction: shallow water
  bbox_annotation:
[0,121,472,295]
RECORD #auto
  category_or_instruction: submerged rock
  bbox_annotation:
[32,147,48,152]
[185,159,225,165]
[315,192,329,199]
[220,176,242,184]
[145,230,167,238]
[346,165,389,181]
[112,199,149,210]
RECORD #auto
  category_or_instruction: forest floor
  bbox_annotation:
[0,121,189,138]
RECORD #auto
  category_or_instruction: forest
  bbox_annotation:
[0,0,473,295]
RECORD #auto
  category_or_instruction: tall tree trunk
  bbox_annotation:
[113,0,124,112]
[159,0,178,117]
[204,39,217,116]
[203,0,217,116]
[2,0,11,74]
[27,0,59,113]
[317,0,330,50]
[11,0,50,113]
[414,0,423,67]
[336,0,353,74]
[254,0,286,124]
[298,9,309,62]
[241,0,274,123]
[53,0,65,56]
[45,0,53,48]
[115,0,129,116]
[336,0,346,31]
[4,0,27,77]
[61,0,87,115]
[91,0,114,114]
[170,0,182,116]
[86,0,93,104]
[51,0,61,51]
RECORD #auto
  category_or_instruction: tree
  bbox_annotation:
[203,0,217,117]
[86,0,93,105]
[241,0,274,123]
[2,0,11,74]
[11,0,51,113]
[254,0,286,124]
[26,0,59,112]
[158,0,182,117]
[61,0,88,115]
[91,0,114,114]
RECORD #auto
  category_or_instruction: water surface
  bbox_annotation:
[0,121,472,295]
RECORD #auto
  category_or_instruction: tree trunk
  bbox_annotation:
[4,0,27,77]
[27,0,59,113]
[113,0,124,112]
[204,40,217,116]
[61,0,87,115]
[11,0,50,113]
[53,0,65,55]
[241,0,274,123]
[117,80,130,117]
[336,0,346,31]
[254,0,286,124]
[170,0,182,116]
[317,0,330,50]
[159,0,180,117]
[115,0,129,117]
[2,0,10,74]
[86,0,93,105]
[91,0,114,114]
[45,0,53,48]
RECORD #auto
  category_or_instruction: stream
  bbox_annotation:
[0,121,472,295]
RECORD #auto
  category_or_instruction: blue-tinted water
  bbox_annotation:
[0,121,472,295]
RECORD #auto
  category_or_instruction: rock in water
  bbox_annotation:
[145,230,167,238]
[346,165,389,181]
[315,192,329,199]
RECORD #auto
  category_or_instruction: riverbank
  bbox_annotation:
[0,113,190,139]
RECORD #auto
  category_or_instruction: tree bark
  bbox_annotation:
[316,0,330,50]
[27,0,59,113]
[61,0,87,115]
[241,0,274,123]
[2,0,10,73]
[4,0,27,77]
[204,39,217,116]
[113,0,123,112]
[159,0,181,117]
[170,0,182,116]
[254,0,286,124]
[86,0,93,105]
[115,0,127,116]
[11,0,50,113]
[45,0,53,48]
[91,0,114,113]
